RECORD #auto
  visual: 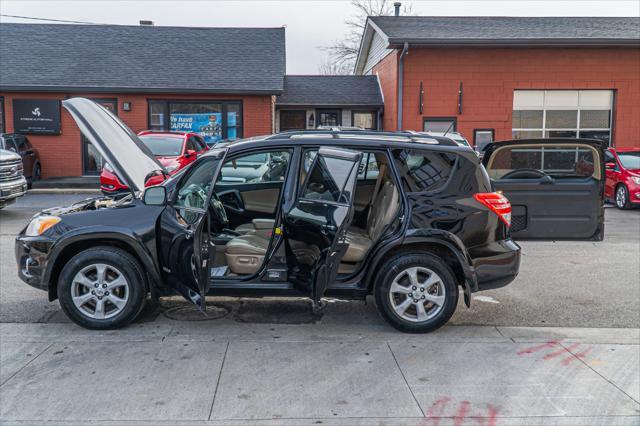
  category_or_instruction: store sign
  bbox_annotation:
[13,99,61,135]
[170,113,222,143]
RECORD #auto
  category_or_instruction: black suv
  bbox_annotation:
[15,99,604,332]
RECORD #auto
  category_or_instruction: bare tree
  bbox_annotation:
[318,59,353,75]
[320,0,413,74]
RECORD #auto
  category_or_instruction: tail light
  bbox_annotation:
[474,192,511,227]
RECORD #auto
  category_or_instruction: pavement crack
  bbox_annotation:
[208,340,230,420]
[0,342,53,387]
[386,342,425,418]
[559,341,640,405]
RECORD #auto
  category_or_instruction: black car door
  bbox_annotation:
[14,136,35,179]
[284,147,362,303]
[158,152,225,310]
[482,139,605,240]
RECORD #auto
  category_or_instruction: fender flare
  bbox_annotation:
[365,229,477,306]
[44,226,163,301]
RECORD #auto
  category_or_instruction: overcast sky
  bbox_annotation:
[1,1,638,73]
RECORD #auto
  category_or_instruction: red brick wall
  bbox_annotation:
[372,50,399,131]
[375,47,640,148]
[0,92,274,178]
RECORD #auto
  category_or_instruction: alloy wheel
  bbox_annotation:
[616,186,627,208]
[71,263,129,319]
[388,266,446,322]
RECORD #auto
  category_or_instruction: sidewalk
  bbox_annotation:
[1,319,638,425]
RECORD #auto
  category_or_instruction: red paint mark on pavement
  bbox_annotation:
[516,341,558,355]
[423,396,452,425]
[486,404,499,426]
[542,343,581,360]
[561,347,593,366]
[454,400,471,426]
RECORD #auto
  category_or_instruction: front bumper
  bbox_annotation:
[15,234,55,292]
[468,239,521,291]
[0,177,28,206]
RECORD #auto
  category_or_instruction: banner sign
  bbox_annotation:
[170,113,222,143]
[13,99,61,135]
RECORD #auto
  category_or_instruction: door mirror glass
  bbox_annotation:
[143,186,167,206]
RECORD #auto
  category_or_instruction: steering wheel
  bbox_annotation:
[501,168,549,180]
[209,191,229,231]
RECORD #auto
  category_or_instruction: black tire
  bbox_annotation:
[615,184,631,210]
[57,247,146,329]
[374,252,458,333]
[27,163,41,190]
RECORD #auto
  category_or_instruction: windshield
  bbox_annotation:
[139,135,184,157]
[618,152,640,170]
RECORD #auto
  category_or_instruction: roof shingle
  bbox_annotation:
[276,75,383,107]
[0,23,286,93]
[370,16,640,45]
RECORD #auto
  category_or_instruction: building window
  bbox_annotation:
[352,111,377,130]
[279,110,307,131]
[474,129,494,152]
[147,100,243,145]
[83,99,117,175]
[0,97,5,133]
[423,117,457,133]
[317,109,341,127]
[512,90,613,145]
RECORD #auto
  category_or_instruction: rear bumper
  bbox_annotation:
[468,239,521,292]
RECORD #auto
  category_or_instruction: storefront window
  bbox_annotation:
[279,110,306,131]
[512,90,613,145]
[148,100,242,145]
[352,111,377,130]
[317,109,341,127]
[83,99,116,175]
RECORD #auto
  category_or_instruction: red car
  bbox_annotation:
[100,131,208,194]
[604,147,640,209]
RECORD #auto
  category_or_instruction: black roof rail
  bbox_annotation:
[265,129,459,146]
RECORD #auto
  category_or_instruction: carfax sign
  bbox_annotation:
[13,99,61,135]
[170,113,222,143]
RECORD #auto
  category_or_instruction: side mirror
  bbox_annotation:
[185,149,197,158]
[605,162,616,170]
[143,186,167,206]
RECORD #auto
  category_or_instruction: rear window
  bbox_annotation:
[486,145,599,179]
[392,149,456,192]
[139,135,184,157]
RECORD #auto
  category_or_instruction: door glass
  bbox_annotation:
[174,158,219,224]
[83,100,116,175]
[218,151,290,184]
[302,155,357,203]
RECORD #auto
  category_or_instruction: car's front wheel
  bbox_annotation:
[616,184,631,210]
[375,252,458,333]
[57,247,146,329]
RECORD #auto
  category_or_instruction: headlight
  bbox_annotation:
[631,176,640,185]
[25,216,61,236]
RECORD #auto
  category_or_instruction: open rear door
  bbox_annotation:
[483,139,605,240]
[284,147,362,303]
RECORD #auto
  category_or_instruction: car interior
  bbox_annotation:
[179,148,401,280]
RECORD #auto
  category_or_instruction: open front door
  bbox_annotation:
[158,152,226,311]
[284,147,362,303]
[483,139,605,240]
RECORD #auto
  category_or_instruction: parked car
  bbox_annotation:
[0,148,28,209]
[604,147,640,209]
[100,131,208,194]
[15,99,602,332]
[0,133,41,188]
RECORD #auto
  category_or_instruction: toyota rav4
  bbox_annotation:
[15,98,605,332]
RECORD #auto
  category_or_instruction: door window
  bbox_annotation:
[2,137,18,152]
[174,158,220,224]
[485,144,600,180]
[279,110,306,131]
[218,150,291,184]
[392,149,457,193]
[301,155,358,203]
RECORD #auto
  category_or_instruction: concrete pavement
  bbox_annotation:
[0,322,638,424]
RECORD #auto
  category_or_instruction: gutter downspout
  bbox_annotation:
[397,42,409,131]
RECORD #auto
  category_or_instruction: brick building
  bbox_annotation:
[0,24,285,178]
[355,16,640,149]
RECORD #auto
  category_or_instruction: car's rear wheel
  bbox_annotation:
[375,252,458,333]
[57,247,146,329]
[616,184,631,210]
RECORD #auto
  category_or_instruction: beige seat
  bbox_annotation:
[235,218,275,235]
[225,233,270,275]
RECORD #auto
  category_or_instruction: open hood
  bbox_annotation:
[63,98,164,193]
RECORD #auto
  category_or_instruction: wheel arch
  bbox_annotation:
[45,232,161,301]
[365,236,476,307]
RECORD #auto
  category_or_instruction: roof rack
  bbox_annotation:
[265,129,458,146]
